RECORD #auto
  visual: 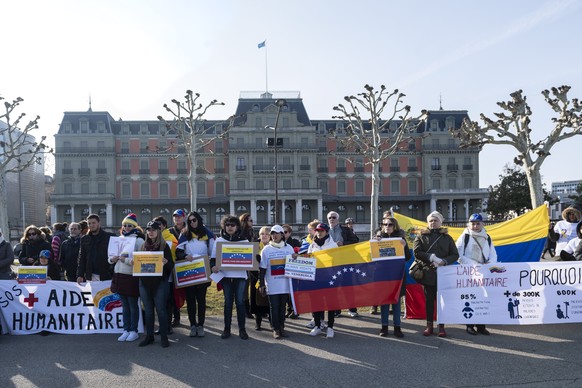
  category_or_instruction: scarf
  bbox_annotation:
[269,240,285,249]
[122,228,139,237]
[314,235,329,247]
[469,228,489,263]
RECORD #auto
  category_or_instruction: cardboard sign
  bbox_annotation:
[216,242,260,271]
[132,251,164,276]
[174,256,211,287]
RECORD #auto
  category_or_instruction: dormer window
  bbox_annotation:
[80,120,89,133]
[430,119,439,131]
[445,116,455,130]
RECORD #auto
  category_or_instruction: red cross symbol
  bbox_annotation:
[24,293,39,308]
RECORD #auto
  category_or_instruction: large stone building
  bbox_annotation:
[51,91,487,233]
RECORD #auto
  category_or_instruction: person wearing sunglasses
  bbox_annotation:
[109,213,145,343]
[376,217,411,338]
[239,213,256,320]
[176,211,215,338]
[210,215,250,340]
[18,225,51,265]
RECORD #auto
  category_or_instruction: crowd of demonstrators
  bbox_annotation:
[109,213,145,343]
[413,211,459,338]
[550,206,581,256]
[251,226,271,330]
[374,217,411,338]
[211,215,250,340]
[259,225,295,339]
[138,221,174,348]
[239,213,256,320]
[176,211,215,338]
[456,213,497,335]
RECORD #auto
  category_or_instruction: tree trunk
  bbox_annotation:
[370,162,380,239]
[188,150,197,212]
[524,164,544,209]
[0,172,9,242]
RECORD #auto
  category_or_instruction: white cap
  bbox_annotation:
[270,225,285,234]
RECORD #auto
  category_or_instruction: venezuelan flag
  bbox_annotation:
[270,258,286,276]
[290,242,404,314]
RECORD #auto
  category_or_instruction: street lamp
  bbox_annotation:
[266,98,287,224]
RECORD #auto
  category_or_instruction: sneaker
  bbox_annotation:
[309,326,322,336]
[118,331,130,342]
[326,327,335,338]
[305,318,315,329]
[126,331,139,342]
[334,311,342,318]
[273,330,281,339]
[197,326,205,337]
[349,311,360,318]
[189,326,197,337]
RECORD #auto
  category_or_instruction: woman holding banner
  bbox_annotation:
[376,217,411,338]
[175,211,215,338]
[138,220,174,348]
[211,215,250,340]
[456,213,496,335]
[413,211,459,338]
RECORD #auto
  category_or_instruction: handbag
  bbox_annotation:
[409,260,424,281]
[256,287,269,306]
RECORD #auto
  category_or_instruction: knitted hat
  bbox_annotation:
[427,211,444,224]
[39,250,52,260]
[122,213,138,227]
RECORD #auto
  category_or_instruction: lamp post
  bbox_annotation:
[272,98,287,224]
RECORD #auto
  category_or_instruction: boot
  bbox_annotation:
[379,325,388,337]
[370,306,379,315]
[139,335,154,347]
[423,322,434,336]
[255,316,262,331]
[280,324,289,338]
[394,326,404,338]
[161,335,170,348]
[438,324,447,338]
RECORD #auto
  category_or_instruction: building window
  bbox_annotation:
[448,178,457,190]
[215,181,225,195]
[64,183,72,194]
[80,120,89,133]
[255,117,262,128]
[98,183,106,194]
[319,180,328,194]
[391,180,400,194]
[445,116,455,130]
[282,179,291,189]
[197,181,206,196]
[431,158,441,170]
[140,182,150,198]
[236,157,246,171]
[408,179,417,193]
[121,141,129,153]
[159,182,169,198]
[337,180,346,194]
[237,180,245,190]
[432,179,441,190]
[121,182,131,197]
[430,119,439,131]
[178,181,188,197]
[159,159,168,171]
[432,138,440,148]
[355,180,364,194]
[301,179,309,189]
[256,180,264,190]
[464,178,472,189]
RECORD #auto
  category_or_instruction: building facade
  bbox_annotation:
[51,92,487,233]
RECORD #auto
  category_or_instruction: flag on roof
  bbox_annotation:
[258,40,266,49]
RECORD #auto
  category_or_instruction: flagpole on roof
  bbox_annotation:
[258,40,268,93]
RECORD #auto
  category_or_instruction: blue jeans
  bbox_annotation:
[268,293,288,331]
[380,298,402,327]
[139,281,168,337]
[221,277,246,330]
[119,294,139,332]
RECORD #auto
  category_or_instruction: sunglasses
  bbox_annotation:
[225,223,236,227]
[123,224,134,228]
[328,216,337,219]
[284,231,291,234]
[188,218,197,223]
[383,223,394,227]
[27,232,37,236]
[247,219,253,222]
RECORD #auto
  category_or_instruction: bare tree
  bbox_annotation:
[331,84,427,238]
[157,90,233,212]
[451,86,582,208]
[0,95,52,236]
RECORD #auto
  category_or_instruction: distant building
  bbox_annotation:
[51,92,487,232]
[550,179,582,219]
[0,120,47,241]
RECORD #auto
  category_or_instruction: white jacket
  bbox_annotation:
[456,229,497,265]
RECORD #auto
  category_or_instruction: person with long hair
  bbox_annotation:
[239,213,256,319]
[138,220,174,348]
[211,215,250,340]
[109,213,144,343]
[375,217,411,338]
[176,211,215,338]
[413,211,459,338]
[18,225,51,265]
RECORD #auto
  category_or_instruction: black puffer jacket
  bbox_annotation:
[413,227,459,286]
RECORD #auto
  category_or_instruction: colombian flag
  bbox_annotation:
[397,204,550,319]
[290,242,404,314]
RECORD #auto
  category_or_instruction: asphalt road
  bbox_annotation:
[1,310,582,388]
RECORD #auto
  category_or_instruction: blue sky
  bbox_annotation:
[1,0,580,189]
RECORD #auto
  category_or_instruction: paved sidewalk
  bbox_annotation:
[2,311,582,387]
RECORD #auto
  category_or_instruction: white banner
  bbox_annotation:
[437,262,582,325]
[0,280,143,335]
